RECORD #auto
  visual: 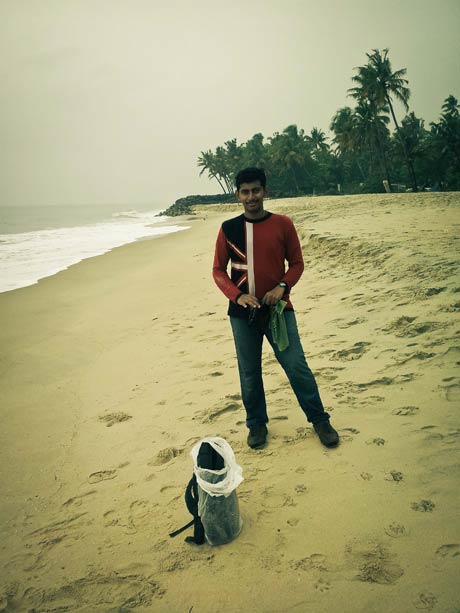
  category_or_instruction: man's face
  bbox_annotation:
[236,180,268,218]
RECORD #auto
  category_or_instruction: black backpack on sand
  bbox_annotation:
[169,442,224,545]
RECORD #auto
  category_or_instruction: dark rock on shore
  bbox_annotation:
[158,193,235,217]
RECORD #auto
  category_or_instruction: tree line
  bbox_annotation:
[197,49,460,196]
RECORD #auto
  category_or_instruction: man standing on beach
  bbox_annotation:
[212,167,339,449]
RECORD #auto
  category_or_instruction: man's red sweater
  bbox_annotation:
[212,211,304,317]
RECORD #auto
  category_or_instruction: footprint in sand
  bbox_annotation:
[413,592,438,610]
[149,447,184,466]
[98,412,132,427]
[422,428,460,444]
[18,571,165,610]
[201,402,240,423]
[381,315,416,333]
[314,578,331,592]
[394,351,435,365]
[402,322,444,337]
[283,427,309,444]
[291,553,327,572]
[368,395,386,403]
[346,540,404,585]
[263,491,297,510]
[360,472,373,481]
[366,437,386,446]
[21,512,89,571]
[315,366,345,381]
[392,406,419,416]
[382,316,444,338]
[330,342,370,361]
[294,484,307,494]
[337,432,355,443]
[353,374,414,392]
[433,544,460,570]
[88,470,118,483]
[384,471,404,483]
[225,392,241,400]
[335,317,366,329]
[384,523,406,538]
[341,427,360,435]
[414,286,446,298]
[104,500,156,534]
[440,300,460,313]
[435,543,460,558]
[439,382,460,402]
[411,499,435,512]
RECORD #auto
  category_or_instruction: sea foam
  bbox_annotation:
[0,208,188,293]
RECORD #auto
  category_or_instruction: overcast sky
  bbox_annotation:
[1,0,459,207]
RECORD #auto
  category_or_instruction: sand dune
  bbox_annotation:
[0,192,459,612]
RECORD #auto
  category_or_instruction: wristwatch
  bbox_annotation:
[277,282,288,292]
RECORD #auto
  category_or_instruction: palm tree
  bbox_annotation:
[212,147,230,193]
[330,107,356,154]
[330,106,366,183]
[354,98,391,185]
[390,112,430,188]
[308,127,329,153]
[349,48,418,191]
[396,112,428,162]
[197,150,227,193]
[268,125,311,195]
[330,104,390,184]
[224,139,243,186]
[242,133,267,169]
[442,94,460,118]
[430,95,460,185]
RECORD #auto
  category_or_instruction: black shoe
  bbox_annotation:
[247,424,268,449]
[313,421,339,447]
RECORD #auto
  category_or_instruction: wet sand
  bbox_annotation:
[0,192,459,612]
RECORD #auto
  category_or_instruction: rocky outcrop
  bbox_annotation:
[158,193,235,217]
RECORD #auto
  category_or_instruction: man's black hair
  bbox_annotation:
[235,167,267,190]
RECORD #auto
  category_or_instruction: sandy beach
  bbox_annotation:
[1,192,459,612]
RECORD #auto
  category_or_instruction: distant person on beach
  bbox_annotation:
[212,167,339,449]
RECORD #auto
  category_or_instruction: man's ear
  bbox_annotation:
[264,187,269,198]
[235,190,240,201]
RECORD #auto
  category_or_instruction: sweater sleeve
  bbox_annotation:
[212,227,243,303]
[282,218,304,289]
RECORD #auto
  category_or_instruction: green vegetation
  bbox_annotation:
[197,49,460,196]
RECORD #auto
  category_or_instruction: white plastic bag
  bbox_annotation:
[190,437,244,545]
[191,437,243,497]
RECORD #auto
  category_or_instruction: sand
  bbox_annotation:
[0,192,459,612]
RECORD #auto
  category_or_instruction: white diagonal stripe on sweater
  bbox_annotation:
[245,222,255,296]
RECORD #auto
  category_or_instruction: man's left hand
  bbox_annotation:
[262,285,285,306]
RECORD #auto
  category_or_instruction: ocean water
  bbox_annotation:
[0,204,189,293]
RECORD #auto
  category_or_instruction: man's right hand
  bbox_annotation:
[236,294,261,309]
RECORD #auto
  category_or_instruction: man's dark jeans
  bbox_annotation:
[230,310,330,427]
